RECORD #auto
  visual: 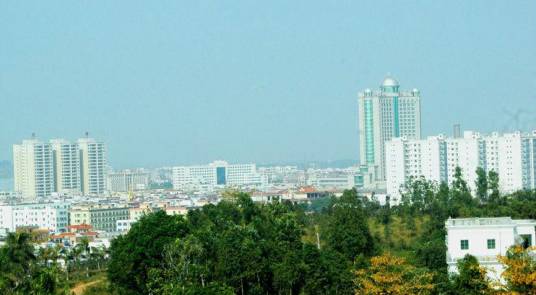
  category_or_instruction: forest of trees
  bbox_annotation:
[1,167,535,294]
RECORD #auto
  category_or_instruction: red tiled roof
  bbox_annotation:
[299,186,316,193]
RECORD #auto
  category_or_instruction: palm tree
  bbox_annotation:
[77,237,91,277]
[4,232,36,268]
[58,246,71,281]
[90,246,105,271]
[0,232,36,292]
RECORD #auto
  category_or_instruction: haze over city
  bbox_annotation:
[2,2,536,294]
[1,1,536,168]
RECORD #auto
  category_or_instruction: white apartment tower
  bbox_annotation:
[13,139,55,199]
[78,137,107,195]
[386,131,536,201]
[50,139,81,194]
[358,76,421,180]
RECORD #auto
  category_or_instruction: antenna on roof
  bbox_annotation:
[31,132,36,139]
[85,131,89,138]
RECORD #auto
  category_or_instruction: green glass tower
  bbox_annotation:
[358,76,421,180]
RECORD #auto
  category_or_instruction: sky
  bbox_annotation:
[1,1,535,168]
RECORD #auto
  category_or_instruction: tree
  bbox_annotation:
[89,246,105,271]
[354,252,434,294]
[0,232,36,292]
[77,236,91,277]
[0,232,68,295]
[488,171,501,204]
[401,177,437,215]
[302,244,354,295]
[324,189,375,261]
[452,167,469,194]
[451,254,492,295]
[498,246,536,294]
[475,167,488,203]
[108,210,189,295]
[450,167,477,216]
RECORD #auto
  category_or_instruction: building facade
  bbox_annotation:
[358,76,421,181]
[13,139,55,199]
[107,169,150,192]
[51,139,81,194]
[70,204,128,232]
[89,206,129,232]
[78,138,107,195]
[445,217,536,281]
[0,201,70,233]
[70,207,91,226]
[385,131,536,201]
[172,161,263,190]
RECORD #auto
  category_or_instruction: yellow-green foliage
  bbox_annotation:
[369,215,429,253]
[354,252,434,295]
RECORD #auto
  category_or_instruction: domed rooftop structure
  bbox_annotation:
[381,76,399,87]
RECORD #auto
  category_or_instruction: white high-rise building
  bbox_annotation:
[50,139,81,194]
[78,137,107,195]
[13,139,55,199]
[385,131,536,201]
[172,161,263,191]
[358,76,421,180]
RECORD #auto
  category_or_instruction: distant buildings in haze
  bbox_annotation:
[172,161,263,191]
[107,169,150,192]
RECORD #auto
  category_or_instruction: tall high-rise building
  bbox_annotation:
[358,76,421,180]
[13,139,55,199]
[50,139,81,194]
[78,137,106,195]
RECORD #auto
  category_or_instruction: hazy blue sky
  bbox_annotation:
[1,1,535,168]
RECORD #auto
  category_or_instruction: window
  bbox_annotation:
[520,234,532,249]
[460,240,469,250]
[487,239,496,249]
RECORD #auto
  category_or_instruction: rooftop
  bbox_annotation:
[446,217,536,227]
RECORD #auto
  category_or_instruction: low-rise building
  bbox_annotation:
[69,204,129,232]
[445,217,536,281]
[116,219,135,233]
[70,207,91,226]
[0,201,70,233]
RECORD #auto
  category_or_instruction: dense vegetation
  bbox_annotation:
[108,168,536,294]
[109,192,366,295]
[1,167,535,294]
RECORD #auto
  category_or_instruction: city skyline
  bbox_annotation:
[1,1,536,168]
